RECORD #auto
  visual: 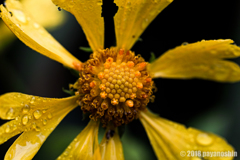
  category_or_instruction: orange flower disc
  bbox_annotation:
[73,48,156,127]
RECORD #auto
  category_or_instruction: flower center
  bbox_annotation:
[72,48,156,127]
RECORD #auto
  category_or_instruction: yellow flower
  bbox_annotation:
[0,0,239,159]
[0,0,65,51]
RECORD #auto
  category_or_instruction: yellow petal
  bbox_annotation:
[139,110,235,160]
[22,0,65,29]
[114,0,173,50]
[0,0,66,51]
[99,125,124,160]
[57,120,99,160]
[0,92,79,160]
[0,0,81,69]
[148,39,240,82]
[51,0,104,51]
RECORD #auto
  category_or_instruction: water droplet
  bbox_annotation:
[63,151,69,156]
[42,119,47,125]
[22,104,30,113]
[126,1,131,9]
[30,97,35,104]
[22,115,29,125]
[33,110,42,119]
[32,123,40,131]
[210,50,217,54]
[89,4,93,9]
[42,109,47,113]
[33,22,40,29]
[68,1,74,8]
[12,125,17,131]
[97,1,102,5]
[12,9,27,23]
[141,18,149,29]
[5,125,10,133]
[182,42,188,46]
[15,116,20,121]
[196,133,213,146]
[58,7,62,11]
[6,108,14,118]
[47,113,52,119]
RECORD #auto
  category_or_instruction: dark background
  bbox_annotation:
[0,0,240,159]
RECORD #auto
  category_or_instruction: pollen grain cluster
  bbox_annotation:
[72,48,155,127]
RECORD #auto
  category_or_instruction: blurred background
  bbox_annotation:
[0,0,240,159]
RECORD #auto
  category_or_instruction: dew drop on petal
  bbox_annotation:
[33,110,42,119]
[6,108,14,118]
[15,116,19,121]
[12,125,17,131]
[5,125,11,133]
[30,97,35,104]
[126,1,131,9]
[47,113,52,119]
[181,42,188,46]
[196,133,213,146]
[33,22,40,29]
[42,119,47,125]
[22,104,30,113]
[22,115,29,125]
[63,151,69,156]
[12,9,27,23]
[141,18,149,29]
[97,1,102,5]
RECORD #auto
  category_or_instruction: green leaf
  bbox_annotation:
[79,46,93,52]
[62,87,75,95]
[149,52,156,63]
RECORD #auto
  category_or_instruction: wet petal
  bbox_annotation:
[0,120,22,145]
[52,0,104,51]
[0,0,66,51]
[114,0,173,50]
[139,110,235,160]
[0,93,79,160]
[22,0,65,29]
[99,125,124,160]
[0,0,80,69]
[148,39,240,82]
[57,120,99,160]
